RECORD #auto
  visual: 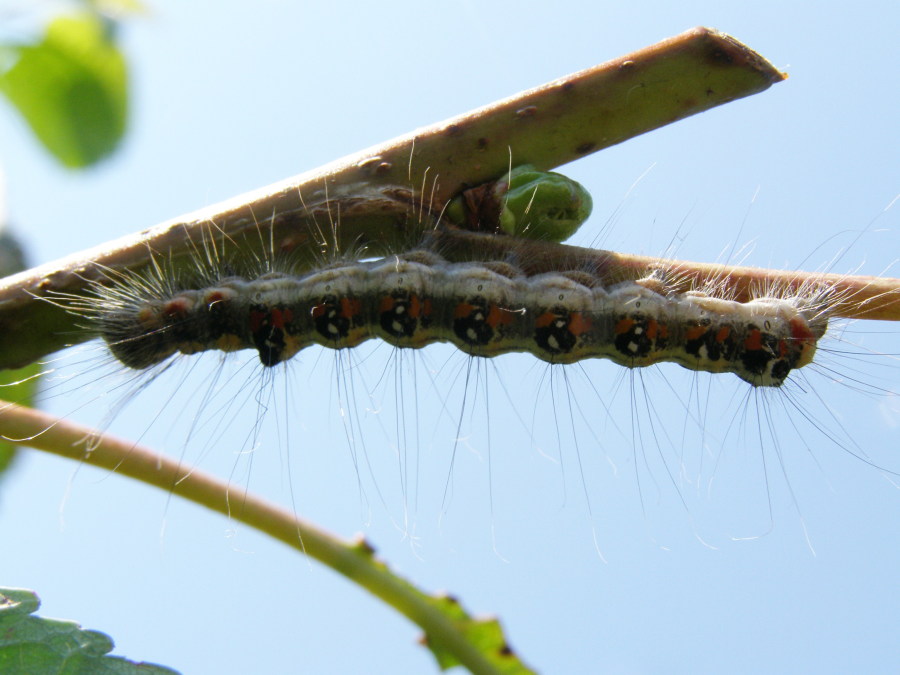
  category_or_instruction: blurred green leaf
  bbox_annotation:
[0,229,35,484]
[0,14,128,168]
[83,0,148,17]
[0,588,180,675]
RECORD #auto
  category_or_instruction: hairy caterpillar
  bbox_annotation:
[26,157,894,534]
[33,198,895,541]
[52,244,826,388]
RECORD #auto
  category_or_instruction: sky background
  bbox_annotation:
[1,1,898,674]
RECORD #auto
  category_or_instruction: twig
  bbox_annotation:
[0,401,533,675]
[429,229,900,321]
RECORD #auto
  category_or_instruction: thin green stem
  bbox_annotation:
[0,401,532,675]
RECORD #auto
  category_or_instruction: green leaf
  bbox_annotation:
[0,588,180,675]
[0,14,128,168]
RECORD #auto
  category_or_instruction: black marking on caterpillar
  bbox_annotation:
[51,251,829,388]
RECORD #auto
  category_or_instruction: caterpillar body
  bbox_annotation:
[60,249,826,388]
[52,250,827,386]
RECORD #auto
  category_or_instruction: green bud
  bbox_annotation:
[496,165,592,242]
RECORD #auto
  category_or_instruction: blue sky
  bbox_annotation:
[1,1,898,673]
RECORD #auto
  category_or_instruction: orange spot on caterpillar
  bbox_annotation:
[715,326,731,343]
[744,328,763,351]
[203,289,231,305]
[341,297,362,318]
[777,339,790,358]
[789,317,816,342]
[535,312,556,329]
[615,317,634,335]
[487,304,515,328]
[685,325,707,341]
[163,297,191,318]
[270,307,293,329]
[568,312,591,336]
[408,294,422,318]
[789,317,820,367]
[453,302,474,319]
[250,306,294,331]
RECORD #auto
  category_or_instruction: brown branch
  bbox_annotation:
[0,27,785,370]
[428,228,900,321]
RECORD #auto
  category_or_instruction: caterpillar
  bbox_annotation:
[22,158,896,557]
[37,211,895,551]
[29,152,895,540]
[53,244,826,388]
